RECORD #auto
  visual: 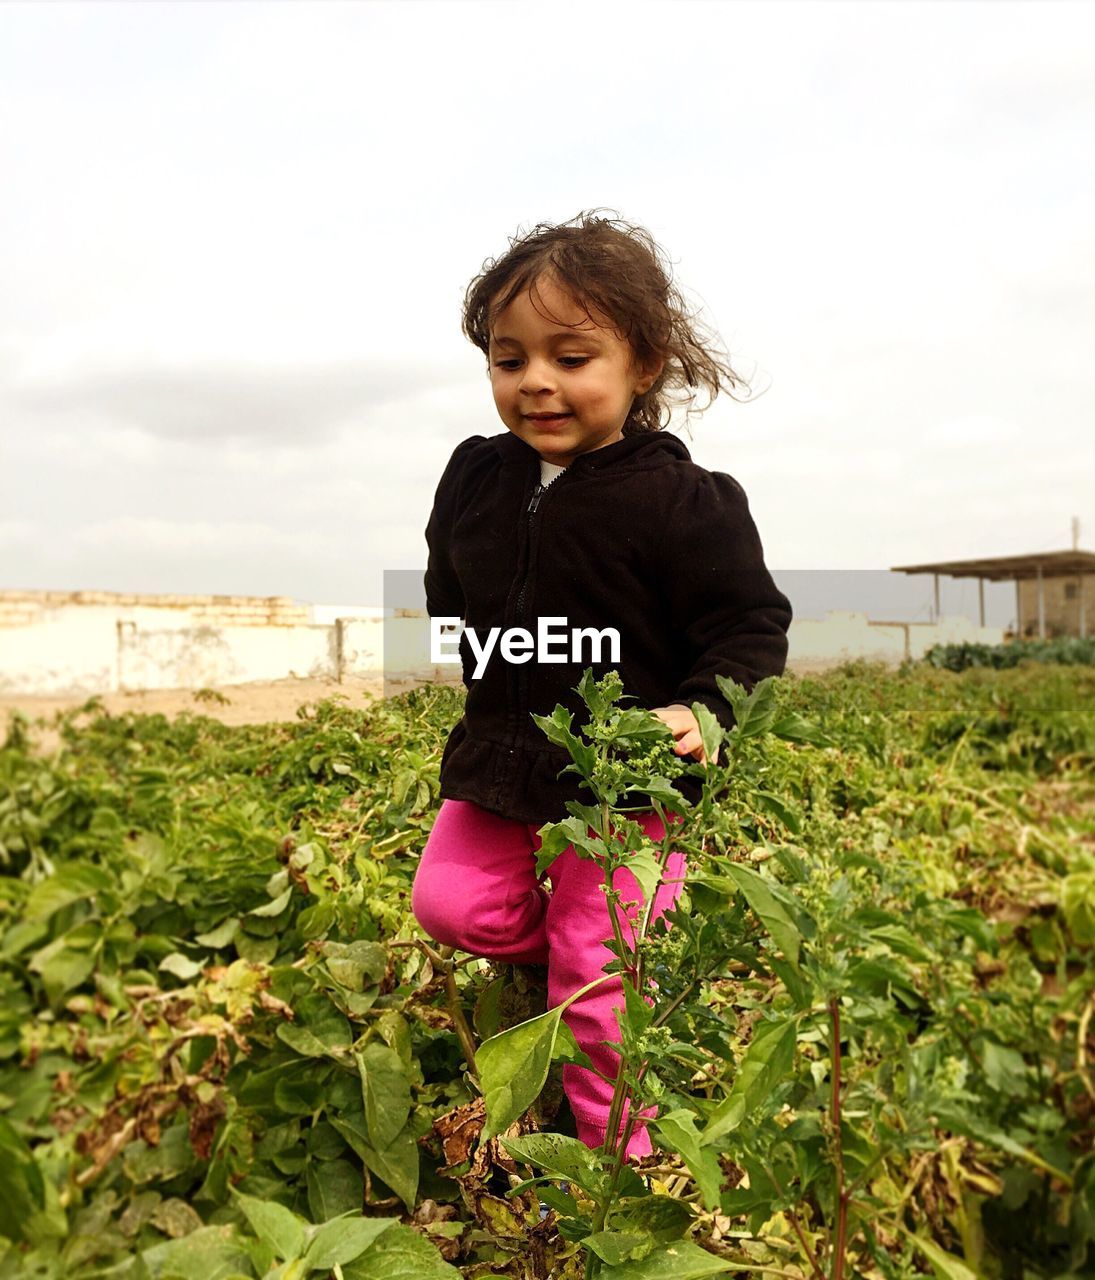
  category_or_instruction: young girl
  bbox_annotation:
[413,211,792,1159]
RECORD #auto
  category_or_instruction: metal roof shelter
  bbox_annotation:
[890,549,1095,637]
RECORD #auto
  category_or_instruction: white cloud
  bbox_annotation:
[1,0,1092,605]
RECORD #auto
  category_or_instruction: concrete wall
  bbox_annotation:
[1018,575,1093,639]
[339,616,463,684]
[0,589,309,629]
[0,594,1008,697]
[0,608,120,696]
[117,622,336,691]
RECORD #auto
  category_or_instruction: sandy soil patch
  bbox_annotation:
[0,676,456,747]
[1,661,838,745]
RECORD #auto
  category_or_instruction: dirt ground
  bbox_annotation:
[0,676,450,749]
[1,660,838,746]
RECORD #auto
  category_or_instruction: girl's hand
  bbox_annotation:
[650,705,717,765]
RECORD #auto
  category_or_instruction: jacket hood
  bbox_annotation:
[489,429,693,474]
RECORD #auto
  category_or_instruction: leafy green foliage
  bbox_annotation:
[925,635,1095,671]
[0,664,1092,1279]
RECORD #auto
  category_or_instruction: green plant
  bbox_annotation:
[0,665,1091,1278]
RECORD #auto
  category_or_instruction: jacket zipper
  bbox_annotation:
[492,480,548,806]
[513,483,547,623]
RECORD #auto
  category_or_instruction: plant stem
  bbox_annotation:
[1077,994,1095,1104]
[764,1165,826,1280]
[445,966,478,1077]
[598,800,639,1159]
[829,996,847,1280]
[415,941,479,1076]
[634,799,674,965]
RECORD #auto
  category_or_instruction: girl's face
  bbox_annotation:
[487,274,661,466]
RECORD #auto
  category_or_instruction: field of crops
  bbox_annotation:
[1,660,1092,1279]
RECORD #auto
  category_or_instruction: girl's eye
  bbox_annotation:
[491,356,590,370]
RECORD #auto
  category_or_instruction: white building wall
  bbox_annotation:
[0,609,120,696]
[311,604,385,626]
[0,602,1009,697]
[117,623,336,691]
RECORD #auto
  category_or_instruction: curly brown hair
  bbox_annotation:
[461,209,750,435]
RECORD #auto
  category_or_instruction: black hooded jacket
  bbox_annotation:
[424,430,792,824]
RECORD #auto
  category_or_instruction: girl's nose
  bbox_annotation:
[518,357,555,394]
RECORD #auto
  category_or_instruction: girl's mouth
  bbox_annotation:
[525,413,572,426]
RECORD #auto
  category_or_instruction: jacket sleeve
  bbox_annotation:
[661,469,792,731]
[424,436,485,619]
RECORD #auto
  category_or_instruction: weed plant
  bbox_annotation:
[0,664,1092,1278]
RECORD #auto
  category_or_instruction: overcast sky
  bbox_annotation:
[1,0,1092,623]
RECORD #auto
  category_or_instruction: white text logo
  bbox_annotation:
[430,617,621,680]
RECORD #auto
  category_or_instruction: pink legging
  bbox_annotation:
[411,798,686,1158]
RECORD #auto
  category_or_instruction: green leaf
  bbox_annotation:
[276,993,352,1059]
[640,775,691,810]
[769,712,831,746]
[341,1222,462,1279]
[28,933,97,1006]
[477,1005,571,1140]
[306,1121,348,1160]
[302,1215,396,1269]
[473,973,506,1040]
[306,1158,362,1222]
[607,1194,694,1241]
[1061,870,1095,944]
[552,1019,595,1071]
[722,863,801,968]
[331,1113,420,1211]
[360,1127,420,1211]
[621,979,655,1037]
[650,1110,723,1211]
[195,917,240,948]
[752,790,800,834]
[231,1189,306,1261]
[0,1117,66,1244]
[576,669,624,720]
[322,940,388,991]
[868,924,933,963]
[159,951,205,981]
[357,1041,412,1150]
[713,675,748,724]
[716,676,777,739]
[980,1041,1029,1096]
[274,1074,331,1115]
[139,1224,254,1279]
[623,848,664,903]
[583,1230,653,1265]
[534,816,609,878]
[690,702,723,765]
[531,707,596,777]
[599,1238,733,1278]
[934,1108,1070,1182]
[24,862,113,921]
[614,708,672,746]
[250,887,293,918]
[558,799,603,825]
[0,916,49,961]
[907,1234,979,1280]
[501,1132,607,1195]
[477,977,609,1140]
[124,1121,198,1185]
[150,1197,205,1239]
[703,1018,797,1145]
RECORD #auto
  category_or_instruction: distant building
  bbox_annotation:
[891,550,1094,640]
